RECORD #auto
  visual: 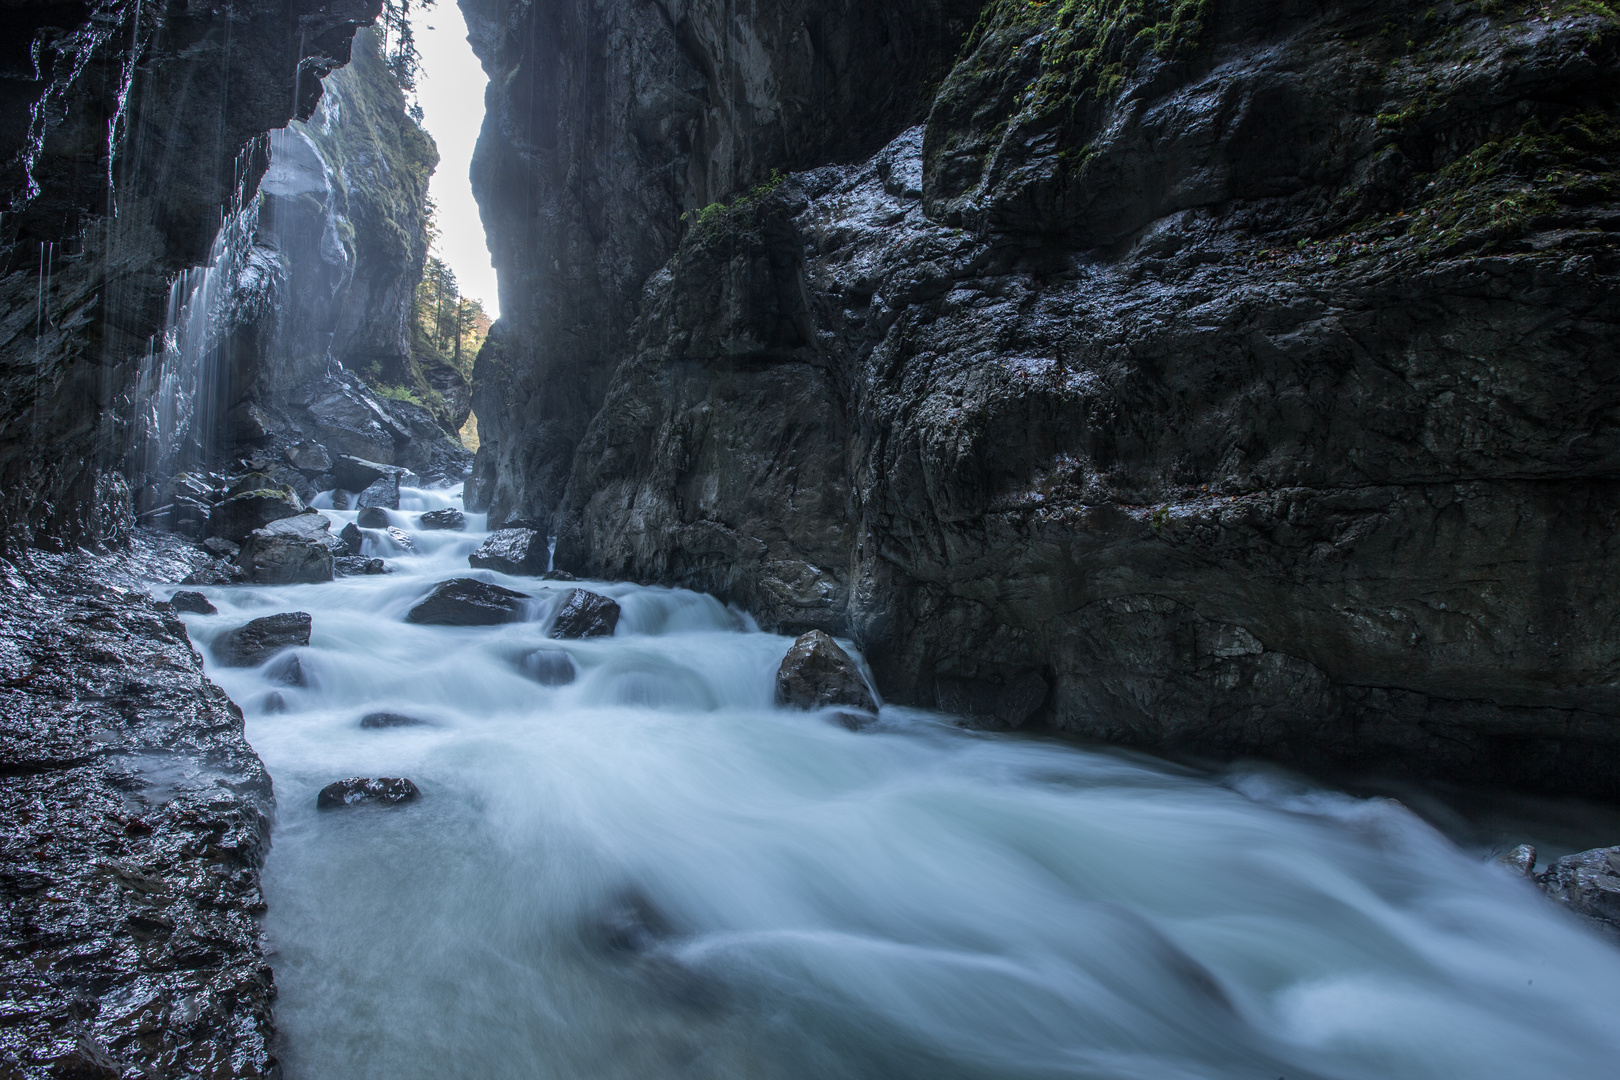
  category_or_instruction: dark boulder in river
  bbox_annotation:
[1538,846,1620,939]
[407,578,531,626]
[356,505,390,529]
[469,527,550,575]
[357,475,400,510]
[420,508,466,530]
[339,521,363,554]
[776,631,877,715]
[335,556,389,576]
[216,612,313,667]
[317,777,421,810]
[168,590,216,615]
[548,589,620,639]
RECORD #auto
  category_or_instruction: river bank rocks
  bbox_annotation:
[0,537,278,1076]
[775,631,878,718]
[215,612,313,668]
[469,528,550,575]
[407,579,531,626]
[420,508,466,530]
[208,487,304,545]
[548,589,620,639]
[316,777,421,810]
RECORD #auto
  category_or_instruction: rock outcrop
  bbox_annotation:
[1538,845,1620,938]
[465,0,1620,796]
[0,537,278,1076]
[238,513,339,584]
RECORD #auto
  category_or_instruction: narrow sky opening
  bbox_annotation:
[409,4,497,317]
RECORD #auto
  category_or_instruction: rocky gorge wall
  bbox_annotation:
[466,0,1620,797]
[0,0,386,553]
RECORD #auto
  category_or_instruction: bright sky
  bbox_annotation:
[410,4,498,316]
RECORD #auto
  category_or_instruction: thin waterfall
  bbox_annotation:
[131,145,264,490]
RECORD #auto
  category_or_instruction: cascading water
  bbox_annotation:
[131,150,262,489]
[170,489,1620,1080]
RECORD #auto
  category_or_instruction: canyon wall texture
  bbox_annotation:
[0,0,383,552]
[467,0,1620,796]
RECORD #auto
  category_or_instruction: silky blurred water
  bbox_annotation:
[173,486,1620,1080]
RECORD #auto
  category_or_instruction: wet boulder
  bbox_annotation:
[468,528,549,576]
[360,712,427,728]
[238,513,335,585]
[333,454,405,493]
[356,505,390,529]
[1537,846,1620,937]
[215,612,312,667]
[383,526,415,552]
[520,648,577,686]
[548,589,620,639]
[775,630,877,715]
[201,536,240,559]
[419,508,465,530]
[357,475,400,510]
[168,590,216,615]
[1495,844,1537,878]
[338,522,363,554]
[316,777,421,810]
[208,487,303,544]
[406,578,531,626]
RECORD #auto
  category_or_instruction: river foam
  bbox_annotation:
[173,486,1620,1079]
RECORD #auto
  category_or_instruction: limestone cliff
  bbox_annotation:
[467,0,1620,797]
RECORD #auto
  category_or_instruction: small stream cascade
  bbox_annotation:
[166,487,1620,1080]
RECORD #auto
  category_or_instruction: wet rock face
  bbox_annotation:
[0,538,278,1077]
[215,612,313,668]
[775,631,878,715]
[469,528,550,576]
[1538,846,1620,938]
[208,488,304,545]
[458,0,978,523]
[0,0,382,555]
[548,589,620,639]
[316,777,421,810]
[407,578,531,626]
[477,0,1620,795]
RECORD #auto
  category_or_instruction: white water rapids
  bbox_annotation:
[172,487,1620,1079]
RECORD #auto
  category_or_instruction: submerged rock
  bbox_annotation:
[469,527,549,575]
[356,505,390,529]
[335,555,389,576]
[316,777,421,810]
[360,712,428,728]
[775,630,877,715]
[541,569,576,581]
[208,488,303,544]
[548,589,620,639]
[215,612,313,667]
[1537,846,1620,938]
[168,590,217,615]
[406,578,531,626]
[419,507,466,530]
[384,526,415,552]
[263,652,307,688]
[238,513,336,585]
[520,648,577,686]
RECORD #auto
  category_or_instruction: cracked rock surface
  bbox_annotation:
[0,533,276,1078]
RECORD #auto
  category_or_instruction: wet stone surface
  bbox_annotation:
[548,589,620,639]
[407,578,531,627]
[0,532,277,1077]
[315,777,421,810]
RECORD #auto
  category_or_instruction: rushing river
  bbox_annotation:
[175,487,1620,1079]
